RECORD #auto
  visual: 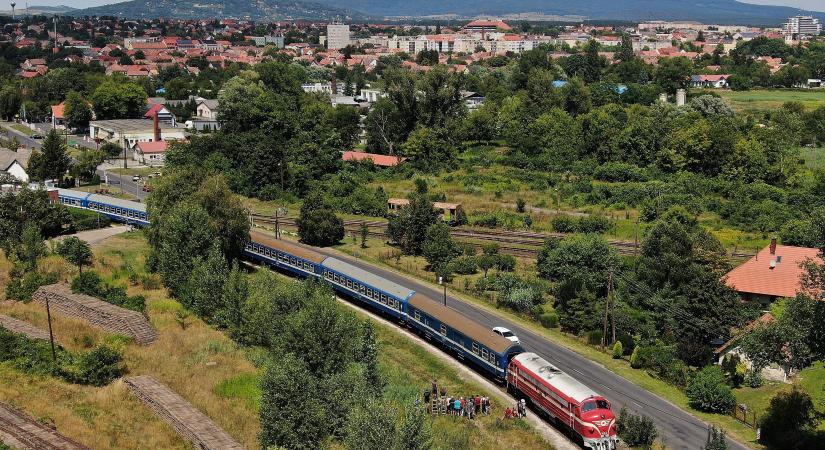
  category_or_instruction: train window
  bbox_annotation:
[482,348,488,359]
[414,310,421,321]
[381,294,387,304]
[439,325,446,336]
[472,342,479,354]
[360,285,366,294]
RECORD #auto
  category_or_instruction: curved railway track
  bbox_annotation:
[250,213,755,260]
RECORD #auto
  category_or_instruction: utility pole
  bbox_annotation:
[610,272,616,344]
[439,276,446,306]
[603,270,614,348]
[275,208,280,239]
[44,296,56,364]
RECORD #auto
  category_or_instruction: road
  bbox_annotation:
[51,225,131,246]
[96,166,150,201]
[290,241,751,450]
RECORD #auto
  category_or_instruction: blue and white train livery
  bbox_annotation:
[56,189,150,226]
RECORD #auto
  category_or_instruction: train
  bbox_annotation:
[53,189,618,450]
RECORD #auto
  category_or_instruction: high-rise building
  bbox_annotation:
[326,22,351,50]
[782,15,822,39]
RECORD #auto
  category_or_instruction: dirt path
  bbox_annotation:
[51,225,131,247]
[336,298,580,450]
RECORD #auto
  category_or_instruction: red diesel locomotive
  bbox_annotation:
[508,352,618,450]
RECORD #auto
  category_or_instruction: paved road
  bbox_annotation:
[51,225,131,246]
[96,167,149,201]
[291,242,751,450]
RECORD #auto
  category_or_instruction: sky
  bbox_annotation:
[17,0,825,12]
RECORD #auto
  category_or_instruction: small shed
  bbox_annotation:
[387,198,463,224]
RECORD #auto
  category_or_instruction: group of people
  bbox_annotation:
[424,379,492,419]
[504,399,528,419]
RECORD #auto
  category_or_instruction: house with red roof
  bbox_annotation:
[690,74,732,88]
[724,238,822,306]
[134,140,168,166]
[342,151,405,167]
[462,20,512,33]
[144,103,176,127]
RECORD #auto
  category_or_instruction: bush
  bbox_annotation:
[551,216,577,233]
[616,407,658,448]
[744,370,763,388]
[630,346,641,368]
[64,345,126,386]
[539,312,559,329]
[71,272,146,313]
[587,330,604,345]
[576,215,612,233]
[5,271,59,302]
[449,256,478,275]
[68,208,111,232]
[71,271,106,297]
[593,162,649,182]
[686,366,736,413]
[612,341,623,359]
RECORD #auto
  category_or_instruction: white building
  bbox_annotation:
[326,23,351,50]
[89,119,186,149]
[0,148,31,182]
[782,16,822,39]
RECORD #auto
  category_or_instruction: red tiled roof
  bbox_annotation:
[464,20,512,31]
[144,103,164,118]
[136,141,168,154]
[342,151,404,167]
[51,102,65,119]
[714,312,774,355]
[724,244,822,299]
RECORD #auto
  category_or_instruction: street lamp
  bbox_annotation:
[438,276,446,306]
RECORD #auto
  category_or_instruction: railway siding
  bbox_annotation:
[124,375,245,450]
[0,402,90,450]
[32,284,157,345]
[0,314,52,341]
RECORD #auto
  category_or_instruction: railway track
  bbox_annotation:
[250,214,755,260]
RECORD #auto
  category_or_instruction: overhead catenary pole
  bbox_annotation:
[44,296,56,364]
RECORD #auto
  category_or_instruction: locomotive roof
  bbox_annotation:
[58,189,146,212]
[408,293,519,354]
[322,257,415,300]
[512,352,601,404]
[248,230,327,264]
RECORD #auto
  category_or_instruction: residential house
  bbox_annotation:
[144,103,177,127]
[714,313,792,382]
[0,148,32,182]
[89,119,186,149]
[187,99,221,131]
[724,238,821,306]
[690,74,732,88]
[133,140,168,166]
[342,151,404,167]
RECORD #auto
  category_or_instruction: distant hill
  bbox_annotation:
[312,0,825,25]
[71,0,363,21]
[0,4,77,15]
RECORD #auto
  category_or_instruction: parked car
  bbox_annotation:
[492,327,520,344]
[132,175,141,182]
[30,133,44,139]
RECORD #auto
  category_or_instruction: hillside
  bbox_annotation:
[0,4,77,15]
[313,0,824,25]
[72,0,363,21]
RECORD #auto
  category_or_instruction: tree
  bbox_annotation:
[181,243,228,320]
[387,189,439,256]
[365,97,405,154]
[217,261,248,339]
[16,223,47,272]
[344,401,396,450]
[685,366,735,413]
[688,95,734,118]
[297,189,344,246]
[418,66,466,128]
[395,404,433,450]
[422,222,460,274]
[260,353,327,450]
[759,387,818,448]
[616,408,658,448]
[527,109,582,168]
[703,426,728,450]
[654,57,693,94]
[358,320,384,398]
[617,33,635,62]
[55,236,93,274]
[0,85,21,121]
[537,235,618,293]
[91,79,147,119]
[153,203,218,298]
[72,148,105,181]
[36,129,71,182]
[402,126,457,171]
[326,105,361,149]
[100,142,123,160]
[64,91,93,131]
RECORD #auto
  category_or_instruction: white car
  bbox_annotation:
[492,327,520,345]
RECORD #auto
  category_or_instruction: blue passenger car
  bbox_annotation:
[244,231,325,278]
[56,189,150,226]
[320,257,414,320]
[407,293,523,379]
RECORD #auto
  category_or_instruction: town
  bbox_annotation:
[0,5,823,450]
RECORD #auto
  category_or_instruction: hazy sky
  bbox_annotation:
[22,0,825,12]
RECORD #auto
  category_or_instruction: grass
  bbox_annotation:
[711,89,825,114]
[798,147,825,170]
[0,231,553,449]
[3,123,35,136]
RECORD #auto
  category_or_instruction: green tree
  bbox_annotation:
[91,79,147,119]
[395,405,433,450]
[63,90,93,130]
[16,223,48,272]
[537,235,618,293]
[358,320,384,398]
[759,387,818,449]
[260,353,327,450]
[528,109,582,168]
[387,188,438,256]
[100,142,123,160]
[36,129,71,182]
[182,243,228,320]
[703,426,728,450]
[654,56,693,94]
[418,66,466,128]
[685,366,736,413]
[55,236,93,274]
[402,126,457,171]
[616,407,658,448]
[344,400,396,450]
[297,189,344,246]
[71,148,105,181]
[365,97,405,154]
[422,222,460,274]
[217,261,248,339]
[154,203,218,298]
[0,85,21,121]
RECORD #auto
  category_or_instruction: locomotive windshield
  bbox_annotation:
[582,399,611,412]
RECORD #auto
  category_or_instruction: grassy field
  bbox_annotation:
[0,231,550,449]
[2,123,35,137]
[711,89,825,114]
[798,147,825,170]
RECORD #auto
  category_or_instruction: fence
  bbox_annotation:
[732,404,759,428]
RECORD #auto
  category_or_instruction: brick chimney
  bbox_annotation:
[331,74,338,95]
[153,112,161,142]
[769,237,777,255]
